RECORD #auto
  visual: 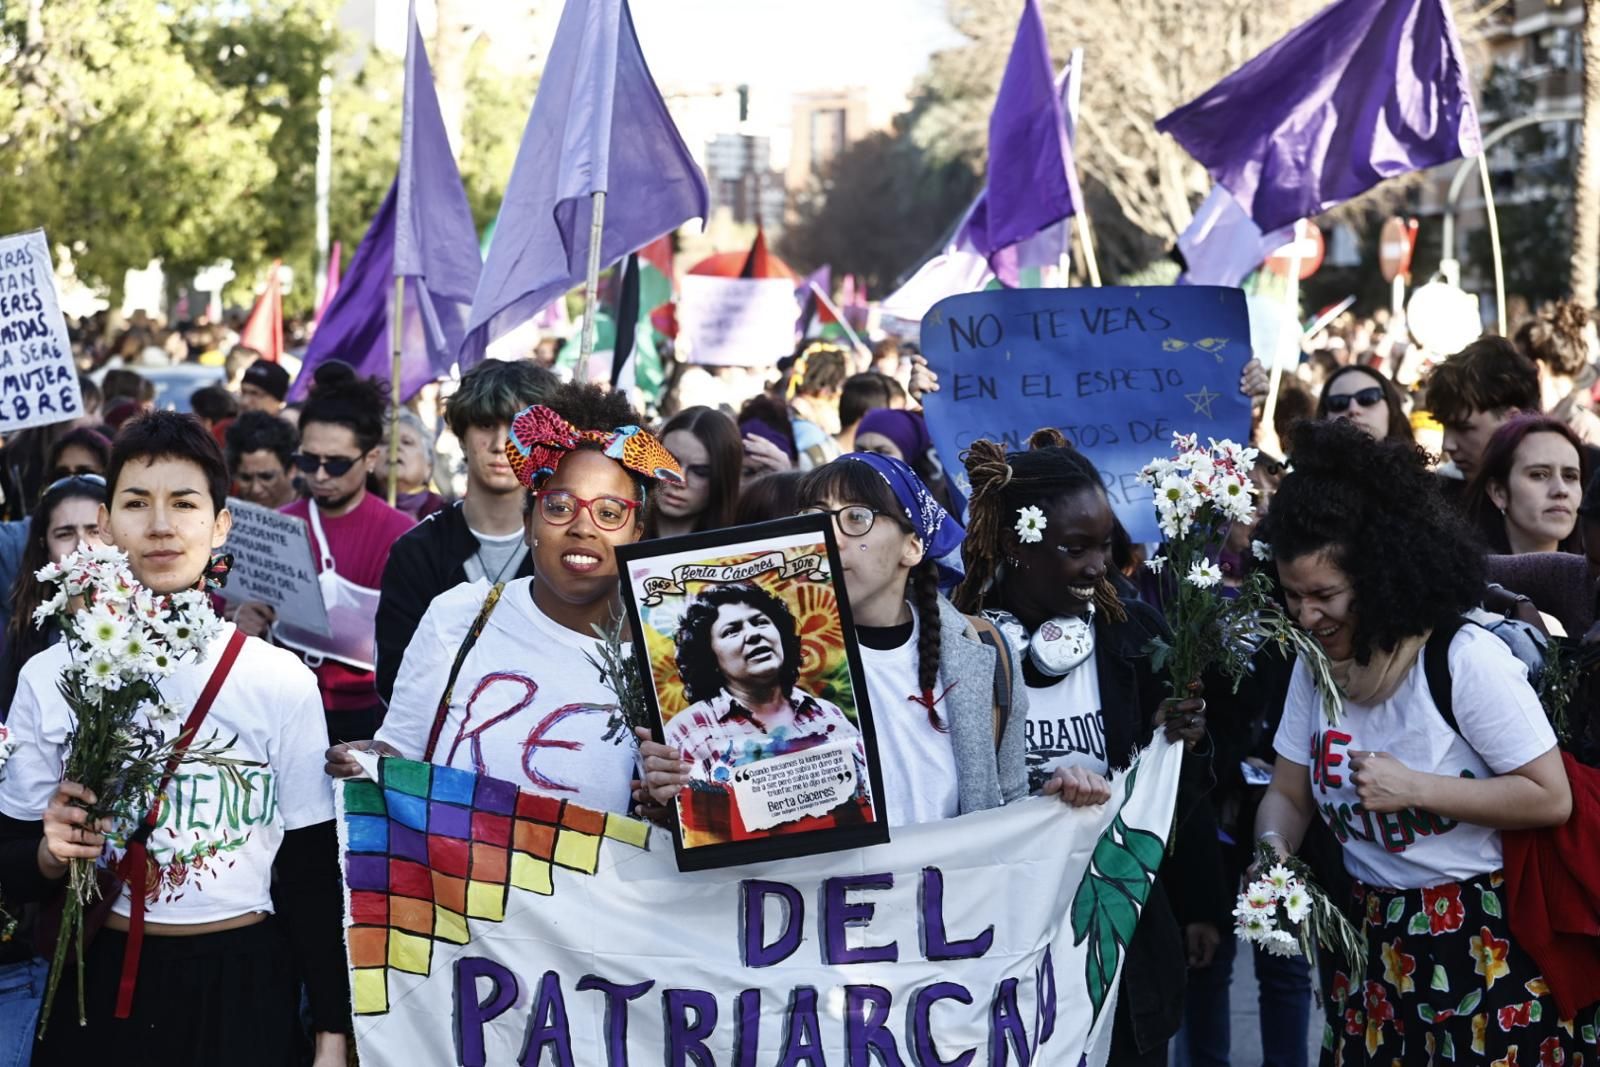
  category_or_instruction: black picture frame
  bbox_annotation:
[615,514,889,871]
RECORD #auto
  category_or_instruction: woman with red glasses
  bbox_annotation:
[325,384,683,816]
[1316,365,1416,444]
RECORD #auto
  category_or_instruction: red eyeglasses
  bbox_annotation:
[531,490,640,531]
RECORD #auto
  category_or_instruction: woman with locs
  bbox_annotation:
[951,429,1221,1067]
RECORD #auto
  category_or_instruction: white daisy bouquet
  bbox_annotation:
[1138,434,1339,719]
[1236,842,1364,971]
[32,542,256,1030]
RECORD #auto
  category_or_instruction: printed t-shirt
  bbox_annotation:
[857,617,958,827]
[1024,659,1108,794]
[282,493,415,712]
[0,624,333,923]
[1273,625,1556,889]
[378,577,636,814]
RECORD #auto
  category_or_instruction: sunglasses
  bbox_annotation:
[43,472,107,494]
[1324,386,1384,414]
[532,490,640,532]
[290,452,361,477]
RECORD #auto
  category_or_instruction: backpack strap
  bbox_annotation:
[1423,616,1470,735]
[964,613,1014,753]
[423,582,506,762]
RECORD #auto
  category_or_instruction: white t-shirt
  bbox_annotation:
[462,526,528,585]
[0,624,333,924]
[379,577,636,814]
[858,617,959,827]
[1273,625,1557,889]
[1024,660,1109,793]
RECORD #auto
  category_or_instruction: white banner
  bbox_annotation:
[337,738,1185,1066]
[679,276,798,367]
[0,229,83,432]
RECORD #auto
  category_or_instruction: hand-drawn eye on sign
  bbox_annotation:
[615,514,888,871]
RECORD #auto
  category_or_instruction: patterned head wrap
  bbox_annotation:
[505,405,685,489]
[840,451,964,569]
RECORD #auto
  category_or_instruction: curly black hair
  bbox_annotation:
[1257,419,1484,663]
[522,380,650,512]
[674,583,802,705]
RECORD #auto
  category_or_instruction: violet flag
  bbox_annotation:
[1176,186,1296,288]
[460,0,709,365]
[967,0,1076,261]
[1155,0,1481,234]
[292,3,478,401]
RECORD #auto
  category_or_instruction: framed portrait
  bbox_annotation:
[615,515,888,871]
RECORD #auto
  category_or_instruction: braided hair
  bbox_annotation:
[952,429,1126,623]
[796,459,946,730]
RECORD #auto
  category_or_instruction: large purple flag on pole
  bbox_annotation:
[967,0,1075,260]
[1155,0,1481,234]
[459,0,708,365]
[293,2,478,401]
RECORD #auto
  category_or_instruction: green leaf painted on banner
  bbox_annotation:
[1480,888,1503,919]
[1092,831,1151,894]
[1123,826,1166,874]
[1431,964,1450,992]
[1386,896,1406,926]
[1084,910,1120,1015]
[1456,990,1482,1016]
[1070,871,1101,941]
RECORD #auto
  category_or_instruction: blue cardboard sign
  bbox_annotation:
[920,286,1251,543]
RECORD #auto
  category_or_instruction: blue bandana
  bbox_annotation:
[840,452,965,579]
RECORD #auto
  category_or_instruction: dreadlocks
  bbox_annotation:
[952,429,1127,623]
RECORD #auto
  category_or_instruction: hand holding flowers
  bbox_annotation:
[1235,841,1364,971]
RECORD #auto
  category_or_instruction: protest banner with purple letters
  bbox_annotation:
[337,736,1184,1066]
[616,516,887,870]
[0,229,83,431]
[920,286,1251,542]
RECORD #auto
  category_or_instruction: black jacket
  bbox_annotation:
[1092,597,1227,1063]
[374,501,534,706]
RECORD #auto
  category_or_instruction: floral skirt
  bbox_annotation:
[1322,870,1600,1066]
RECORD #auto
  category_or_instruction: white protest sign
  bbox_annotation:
[220,497,330,637]
[729,741,859,831]
[337,738,1186,1067]
[679,275,798,366]
[0,230,84,432]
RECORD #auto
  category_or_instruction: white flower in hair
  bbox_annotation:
[1014,505,1047,544]
[1250,539,1272,562]
[1186,560,1223,589]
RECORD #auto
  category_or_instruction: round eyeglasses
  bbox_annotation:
[532,490,640,531]
[799,504,880,538]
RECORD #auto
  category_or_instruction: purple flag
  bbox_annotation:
[460,0,709,365]
[1177,186,1296,287]
[968,0,1075,260]
[1155,0,1481,233]
[293,3,478,401]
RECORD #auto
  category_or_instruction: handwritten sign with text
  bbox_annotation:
[678,276,798,367]
[921,286,1251,542]
[220,497,330,636]
[0,230,82,432]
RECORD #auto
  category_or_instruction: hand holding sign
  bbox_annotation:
[919,286,1252,542]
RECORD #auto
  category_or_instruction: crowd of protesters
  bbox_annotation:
[0,290,1595,1067]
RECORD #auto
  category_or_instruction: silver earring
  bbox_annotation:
[1006,555,1021,568]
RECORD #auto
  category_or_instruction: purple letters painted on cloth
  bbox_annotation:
[1155,0,1481,233]
[460,0,709,365]
[293,4,478,402]
[968,0,1076,260]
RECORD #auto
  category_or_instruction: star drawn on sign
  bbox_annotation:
[929,308,943,326]
[1186,386,1221,418]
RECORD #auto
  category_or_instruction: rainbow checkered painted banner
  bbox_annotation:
[337,745,1184,1066]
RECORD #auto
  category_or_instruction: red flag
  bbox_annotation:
[639,234,674,284]
[240,261,284,362]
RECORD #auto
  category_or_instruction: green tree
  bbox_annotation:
[0,0,279,297]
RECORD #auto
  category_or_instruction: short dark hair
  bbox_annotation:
[102,368,155,405]
[1316,365,1415,443]
[839,372,893,430]
[107,411,231,512]
[446,359,558,438]
[190,384,239,423]
[1424,337,1540,426]
[225,410,298,473]
[47,427,111,477]
[674,583,802,704]
[1258,419,1483,663]
[298,361,389,453]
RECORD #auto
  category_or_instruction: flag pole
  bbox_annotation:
[1258,218,1306,458]
[577,191,608,385]
[388,275,403,506]
[1475,154,1507,335]
[1074,211,1102,287]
